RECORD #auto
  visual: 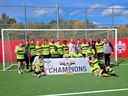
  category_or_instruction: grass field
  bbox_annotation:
[0,60,128,96]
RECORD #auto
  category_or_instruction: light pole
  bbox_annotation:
[23,0,28,40]
[56,4,60,39]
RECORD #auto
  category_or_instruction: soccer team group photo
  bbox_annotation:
[0,0,128,96]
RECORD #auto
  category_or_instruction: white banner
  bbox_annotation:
[44,58,91,75]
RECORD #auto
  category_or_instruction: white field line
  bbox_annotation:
[38,88,128,96]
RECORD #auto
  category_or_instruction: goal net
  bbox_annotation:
[1,29,117,71]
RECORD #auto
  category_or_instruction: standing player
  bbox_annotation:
[15,42,25,74]
[42,40,50,58]
[95,39,104,60]
[90,40,96,55]
[57,40,64,58]
[73,50,83,58]
[49,40,58,58]
[68,39,76,57]
[29,40,36,71]
[63,48,70,58]
[80,40,89,57]
[86,45,95,58]
[63,40,69,57]
[35,40,43,56]
[24,40,30,71]
[75,39,81,53]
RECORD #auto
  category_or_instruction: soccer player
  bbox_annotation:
[86,46,95,58]
[15,42,25,74]
[73,50,83,58]
[90,40,96,55]
[32,55,46,78]
[63,40,69,57]
[42,39,50,58]
[49,40,58,58]
[63,47,70,58]
[89,56,101,76]
[29,40,36,71]
[80,40,89,57]
[95,39,104,60]
[24,40,30,71]
[89,56,108,77]
[68,39,76,57]
[75,39,81,53]
[57,40,64,58]
[36,40,43,56]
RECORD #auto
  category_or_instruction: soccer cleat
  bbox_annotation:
[20,70,23,74]
[37,74,41,78]
[32,73,37,77]
[102,73,109,77]
[18,70,22,74]
[108,68,113,72]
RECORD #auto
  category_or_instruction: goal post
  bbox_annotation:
[1,28,117,71]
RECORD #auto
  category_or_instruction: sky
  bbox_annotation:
[0,0,128,25]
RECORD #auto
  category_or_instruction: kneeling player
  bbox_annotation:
[89,56,108,77]
[32,56,46,78]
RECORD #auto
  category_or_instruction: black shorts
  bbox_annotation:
[59,55,63,58]
[98,64,105,69]
[98,63,107,73]
[34,67,44,74]
[82,54,86,57]
[34,71,41,74]
[24,54,29,64]
[97,53,104,60]
[17,59,25,62]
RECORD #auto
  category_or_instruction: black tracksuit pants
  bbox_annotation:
[104,53,111,67]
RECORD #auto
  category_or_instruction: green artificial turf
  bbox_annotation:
[0,61,128,96]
